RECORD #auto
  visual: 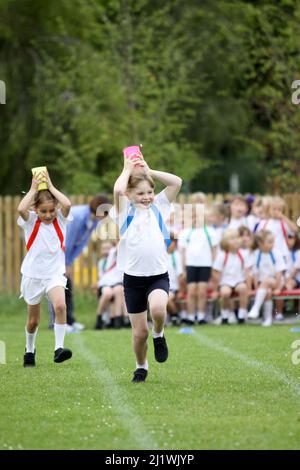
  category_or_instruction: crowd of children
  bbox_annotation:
[93,193,300,331]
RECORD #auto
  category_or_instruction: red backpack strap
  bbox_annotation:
[280,220,288,242]
[104,260,117,273]
[26,219,41,251]
[53,218,65,252]
[237,249,244,267]
[223,251,229,267]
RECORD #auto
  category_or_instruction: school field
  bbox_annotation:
[0,293,300,450]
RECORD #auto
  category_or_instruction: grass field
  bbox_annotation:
[1,292,300,450]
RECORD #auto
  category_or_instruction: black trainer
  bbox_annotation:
[221,318,228,324]
[131,368,148,383]
[113,316,123,329]
[54,348,72,363]
[153,336,168,363]
[95,315,104,330]
[23,350,36,367]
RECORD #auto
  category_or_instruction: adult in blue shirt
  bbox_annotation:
[49,194,110,331]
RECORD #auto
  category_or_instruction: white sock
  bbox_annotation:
[152,328,164,339]
[197,312,205,321]
[187,313,195,322]
[136,360,148,370]
[238,308,247,320]
[253,288,267,311]
[179,310,187,319]
[25,327,38,353]
[263,301,273,322]
[54,323,66,350]
[221,309,229,320]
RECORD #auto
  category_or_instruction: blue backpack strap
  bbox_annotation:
[256,250,262,269]
[269,251,276,265]
[171,251,177,269]
[150,204,171,248]
[119,204,136,237]
[253,222,259,233]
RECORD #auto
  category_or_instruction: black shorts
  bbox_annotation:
[186,266,211,284]
[123,272,170,314]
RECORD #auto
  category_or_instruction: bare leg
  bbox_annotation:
[129,312,148,365]
[148,289,169,334]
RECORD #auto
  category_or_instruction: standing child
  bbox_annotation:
[111,149,182,382]
[179,207,218,324]
[227,195,249,230]
[207,203,229,246]
[212,229,252,324]
[18,169,73,366]
[248,230,286,326]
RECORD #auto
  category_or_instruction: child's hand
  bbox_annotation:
[138,160,151,173]
[123,155,142,172]
[273,288,282,296]
[44,169,54,189]
[30,176,40,192]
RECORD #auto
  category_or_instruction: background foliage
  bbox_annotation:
[0,0,300,195]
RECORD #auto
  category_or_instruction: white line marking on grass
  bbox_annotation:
[73,335,157,450]
[194,332,300,398]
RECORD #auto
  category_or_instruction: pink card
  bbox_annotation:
[123,146,144,166]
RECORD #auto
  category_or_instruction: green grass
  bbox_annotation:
[1,293,300,450]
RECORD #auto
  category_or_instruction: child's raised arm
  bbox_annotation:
[147,167,182,203]
[18,177,40,221]
[45,170,71,218]
[113,156,140,214]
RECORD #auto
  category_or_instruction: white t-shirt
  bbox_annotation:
[228,217,249,230]
[168,250,183,291]
[252,249,286,283]
[178,227,217,267]
[17,210,73,279]
[209,224,228,246]
[247,214,259,232]
[254,219,291,258]
[213,250,253,287]
[110,190,172,276]
[98,247,123,287]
